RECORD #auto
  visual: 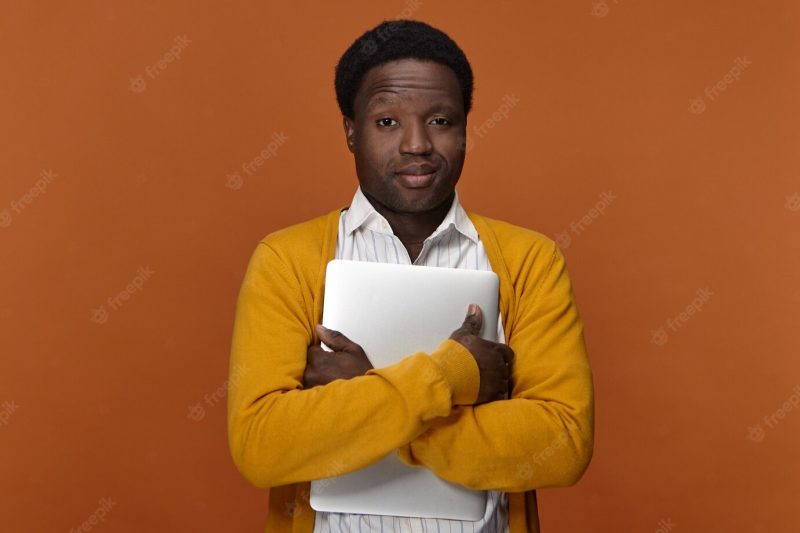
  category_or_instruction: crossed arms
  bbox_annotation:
[227,239,593,492]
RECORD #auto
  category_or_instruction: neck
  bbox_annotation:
[362,191,454,251]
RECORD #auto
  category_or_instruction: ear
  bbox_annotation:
[342,115,356,154]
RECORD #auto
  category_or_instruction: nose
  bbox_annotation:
[399,119,433,155]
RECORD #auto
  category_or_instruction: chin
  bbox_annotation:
[391,189,454,214]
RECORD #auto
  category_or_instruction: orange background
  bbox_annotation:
[2,1,799,531]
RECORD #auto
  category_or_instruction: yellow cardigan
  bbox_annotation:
[227,207,594,532]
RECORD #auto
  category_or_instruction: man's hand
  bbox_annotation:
[449,304,514,405]
[303,325,374,388]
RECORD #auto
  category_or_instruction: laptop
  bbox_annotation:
[309,259,499,521]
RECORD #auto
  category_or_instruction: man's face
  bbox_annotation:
[343,59,467,215]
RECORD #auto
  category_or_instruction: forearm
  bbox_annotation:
[397,393,593,491]
[398,241,594,491]
[227,242,481,488]
[229,344,468,488]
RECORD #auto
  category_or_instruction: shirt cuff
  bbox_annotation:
[428,339,480,406]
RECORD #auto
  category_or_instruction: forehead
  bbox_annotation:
[355,59,463,114]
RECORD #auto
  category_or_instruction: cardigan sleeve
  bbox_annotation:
[227,241,481,489]
[396,242,594,491]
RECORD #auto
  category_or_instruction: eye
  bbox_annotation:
[430,117,451,126]
[376,117,398,127]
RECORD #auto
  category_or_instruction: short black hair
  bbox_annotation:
[334,19,474,120]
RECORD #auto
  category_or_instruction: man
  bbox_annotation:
[228,19,594,533]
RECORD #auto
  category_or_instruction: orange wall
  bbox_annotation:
[2,1,798,531]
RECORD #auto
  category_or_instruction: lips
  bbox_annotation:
[395,163,439,189]
[396,163,438,175]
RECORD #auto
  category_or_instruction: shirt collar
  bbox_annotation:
[344,187,479,244]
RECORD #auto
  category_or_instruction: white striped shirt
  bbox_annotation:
[312,187,510,533]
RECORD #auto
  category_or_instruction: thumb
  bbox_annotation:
[316,324,356,353]
[461,304,483,336]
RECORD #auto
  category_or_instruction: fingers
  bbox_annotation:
[315,324,359,354]
[460,303,483,336]
[307,345,327,360]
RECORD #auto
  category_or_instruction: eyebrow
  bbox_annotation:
[365,94,399,113]
[365,95,459,116]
